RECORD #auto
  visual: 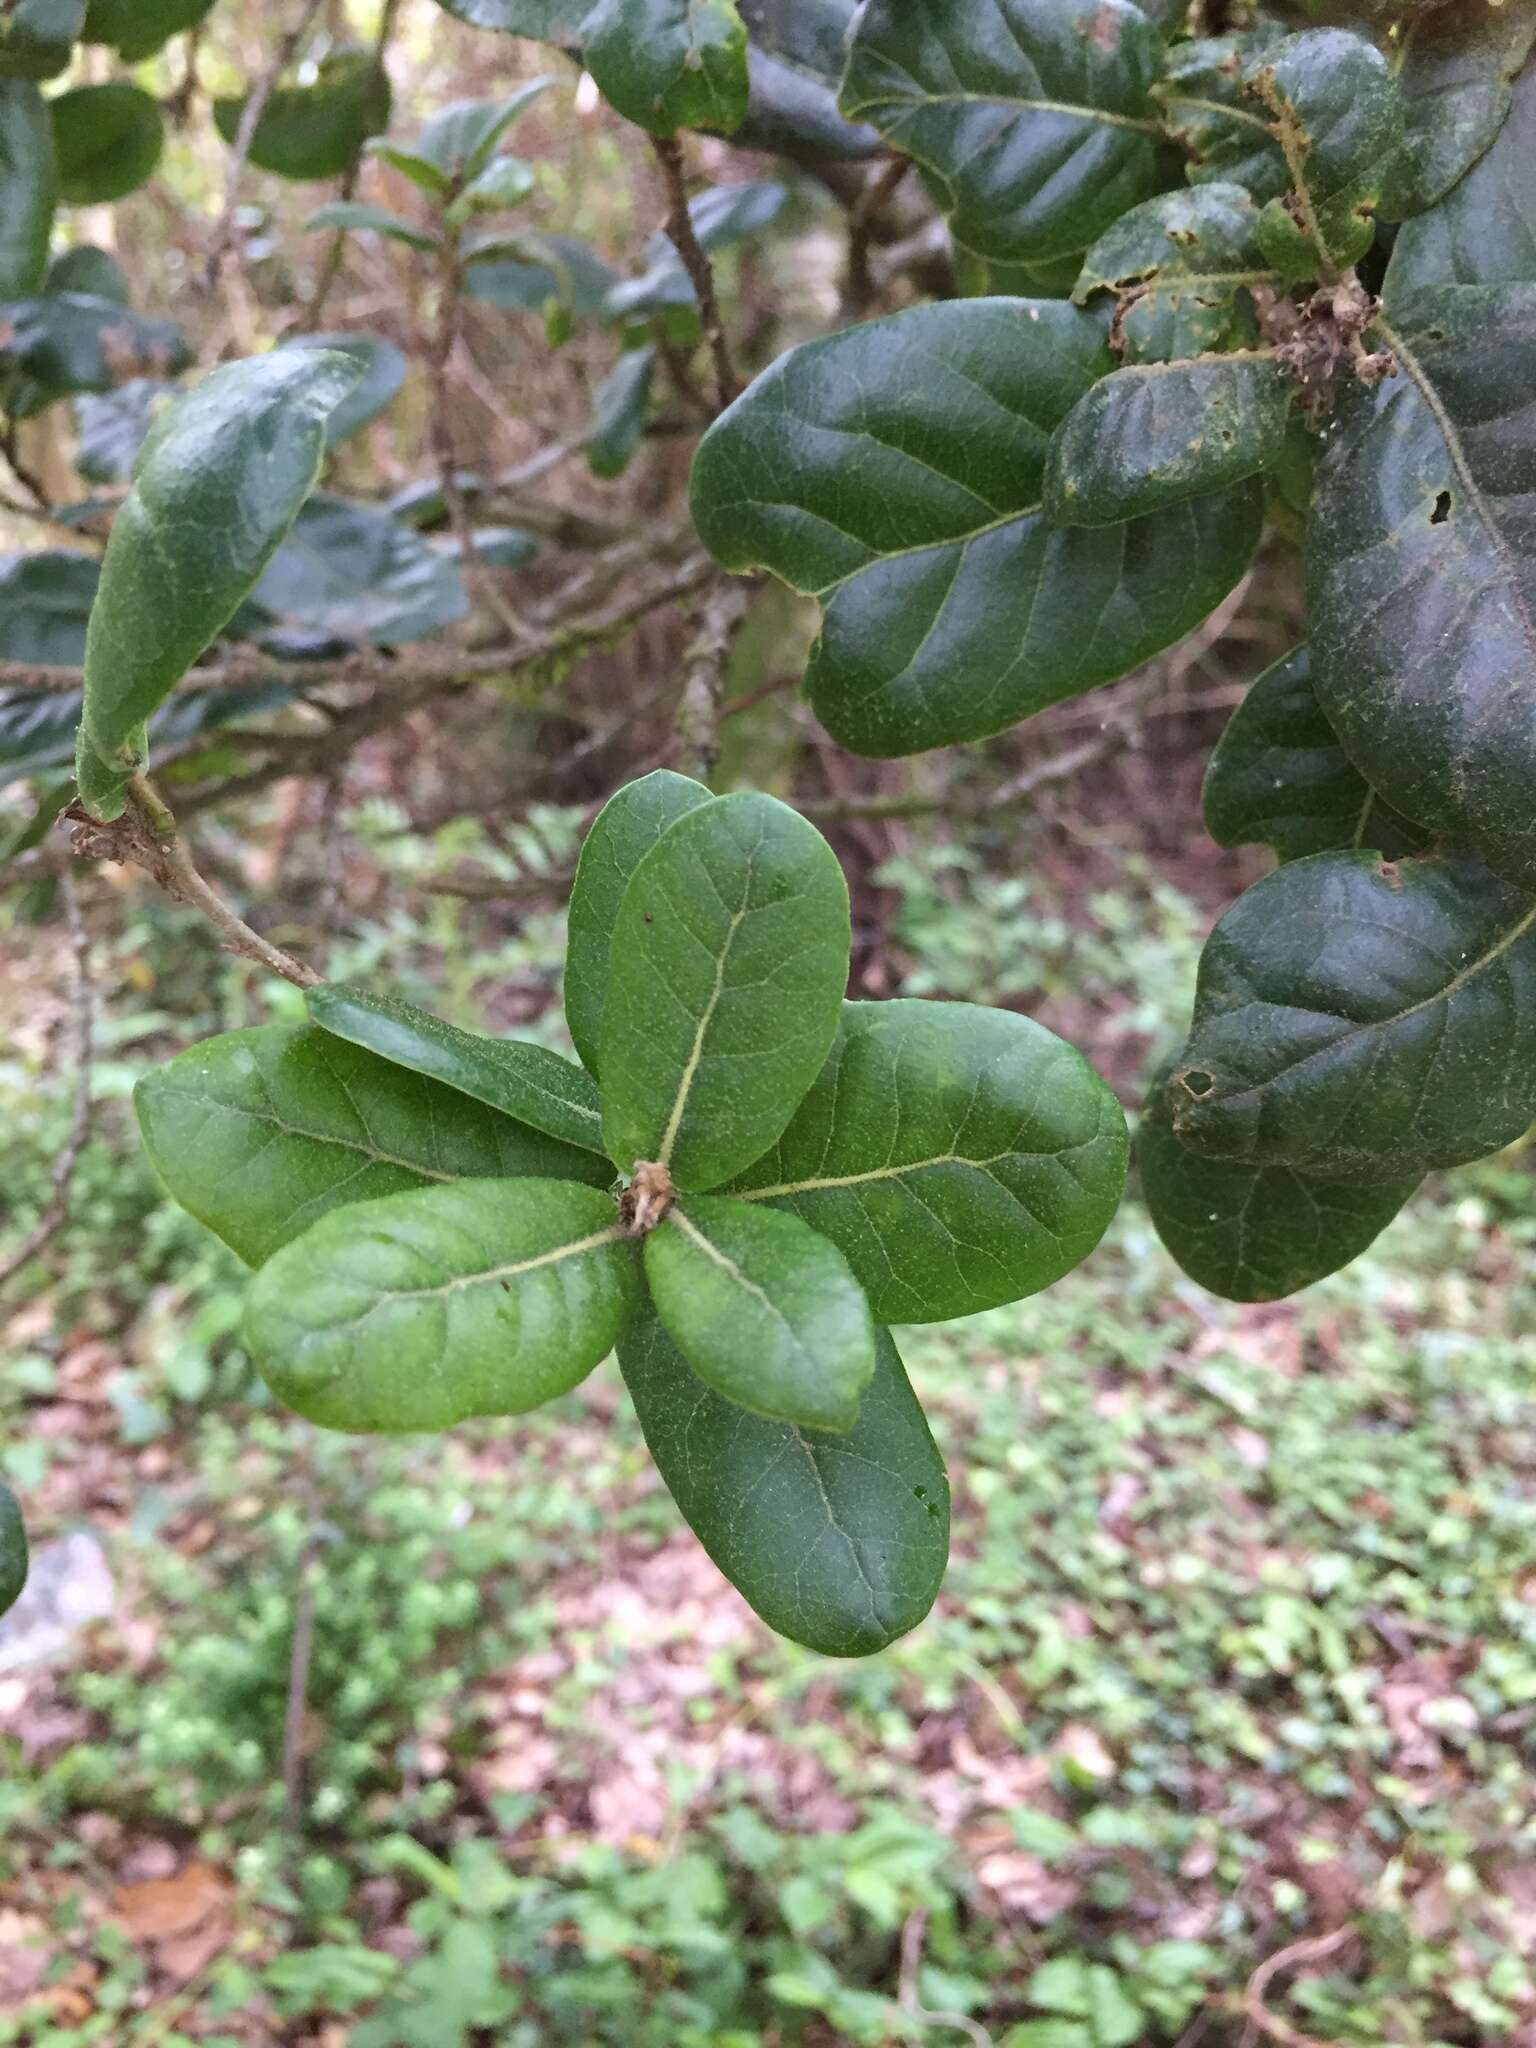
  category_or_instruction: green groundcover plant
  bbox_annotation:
[4,0,1534,1646]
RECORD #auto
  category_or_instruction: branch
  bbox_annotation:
[302,0,403,327]
[651,136,738,411]
[796,737,1111,824]
[205,0,328,286]
[671,580,750,782]
[0,874,93,1296]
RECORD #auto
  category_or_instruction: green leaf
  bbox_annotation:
[584,0,750,137]
[1,780,72,867]
[446,153,535,222]
[0,0,85,81]
[244,1178,640,1433]
[1044,351,1293,525]
[735,0,879,161]
[73,379,176,484]
[83,0,216,61]
[1385,0,1536,218]
[51,84,163,204]
[214,51,392,182]
[1203,645,1431,864]
[278,333,408,448]
[1244,29,1404,275]
[587,344,654,479]
[0,547,98,665]
[1152,30,1288,203]
[1384,56,1536,296]
[644,1194,875,1431]
[305,983,606,1153]
[1139,1050,1419,1302]
[564,768,713,1078]
[0,81,55,298]
[135,1022,611,1267]
[691,297,1263,756]
[76,351,361,819]
[1072,184,1273,363]
[599,792,850,1190]
[0,677,293,778]
[730,999,1128,1321]
[0,1483,26,1619]
[1169,852,1536,1178]
[405,82,553,188]
[1308,283,1536,890]
[248,496,469,649]
[604,181,787,321]
[45,244,127,302]
[305,200,440,254]
[841,0,1169,265]
[428,0,590,37]
[0,292,189,419]
[463,230,618,317]
[619,1309,948,1655]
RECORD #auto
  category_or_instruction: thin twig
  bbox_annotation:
[0,875,93,1295]
[1237,1927,1355,2047]
[651,135,738,411]
[842,156,909,318]
[303,0,403,327]
[672,580,750,782]
[282,1535,321,1835]
[897,1910,996,2048]
[205,0,328,287]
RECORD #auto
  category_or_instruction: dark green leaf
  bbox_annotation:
[306,983,606,1154]
[587,345,654,479]
[600,792,850,1190]
[1044,351,1292,525]
[604,181,787,320]
[584,0,750,137]
[75,350,361,820]
[73,379,176,484]
[245,1178,640,1433]
[645,1195,875,1431]
[1139,1050,1419,1302]
[0,81,54,297]
[135,1022,611,1267]
[1072,183,1273,363]
[46,244,127,302]
[564,768,713,1078]
[278,333,408,448]
[0,0,85,81]
[735,0,879,160]
[428,0,590,37]
[1152,30,1288,202]
[84,0,216,61]
[691,297,1263,755]
[1384,56,1536,296]
[305,200,440,253]
[0,292,189,419]
[730,999,1128,1321]
[1308,284,1536,890]
[249,495,469,649]
[0,779,71,866]
[0,1484,26,1619]
[620,1309,947,1656]
[215,51,392,182]
[52,84,163,204]
[463,230,618,317]
[0,548,98,665]
[0,676,295,777]
[1203,645,1431,863]
[841,0,1169,265]
[1170,852,1536,1178]
[1385,0,1536,218]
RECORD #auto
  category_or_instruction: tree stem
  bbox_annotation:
[652,135,738,412]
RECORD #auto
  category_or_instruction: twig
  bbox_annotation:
[897,1910,996,2048]
[2,420,52,514]
[1237,1927,1355,2047]
[672,580,750,781]
[651,135,738,411]
[69,777,322,987]
[205,0,328,287]
[796,737,1111,824]
[0,875,93,1295]
[282,1534,321,1835]
[303,0,403,326]
[842,156,909,317]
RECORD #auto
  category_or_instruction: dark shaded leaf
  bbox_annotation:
[52,83,163,204]
[249,495,469,649]
[83,0,216,60]
[0,548,98,665]
[73,379,176,484]
[587,344,654,479]
[0,80,54,298]
[604,181,786,320]
[464,231,618,317]
[0,1484,25,1618]
[1072,183,1273,362]
[0,0,85,81]
[214,51,391,182]
[1152,29,1288,202]
[1385,0,1536,217]
[427,0,589,37]
[584,0,750,137]
[1384,55,1536,296]
[0,292,190,419]
[278,332,409,447]
[45,243,127,302]
[620,1310,948,1656]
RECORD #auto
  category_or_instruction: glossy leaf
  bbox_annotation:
[0,81,54,298]
[735,0,879,160]
[1139,1054,1419,1302]
[1203,646,1431,864]
[604,181,787,321]
[0,292,189,419]
[428,0,590,37]
[584,0,750,137]
[564,768,713,1078]
[1072,184,1272,363]
[306,983,606,1154]
[730,999,1128,1321]
[620,1309,947,1655]
[1152,30,1288,202]
[1045,351,1292,525]
[83,0,216,61]
[135,1022,610,1268]
[645,1195,875,1432]
[278,333,409,448]
[1384,57,1536,297]
[1386,0,1536,218]
[1308,284,1536,890]
[215,52,391,182]
[0,0,85,81]
[691,297,1263,756]
[250,496,469,649]
[76,351,360,819]
[73,379,176,484]
[52,84,163,204]
[1170,852,1536,1178]
[464,231,618,317]
[600,792,850,1190]
[587,345,654,479]
[841,0,1168,266]
[245,1179,639,1433]
[305,201,439,254]
[0,1484,25,1619]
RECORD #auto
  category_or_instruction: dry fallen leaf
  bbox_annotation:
[113,1858,233,1980]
